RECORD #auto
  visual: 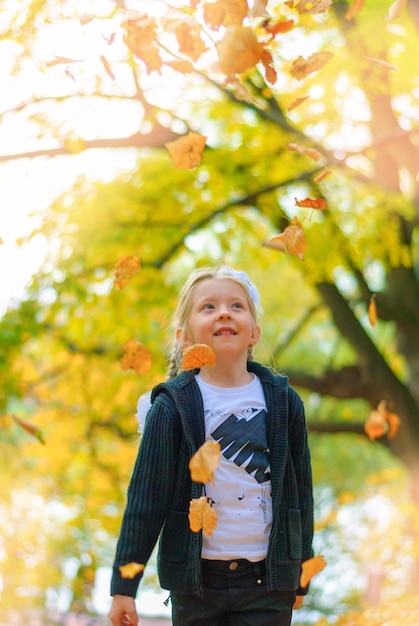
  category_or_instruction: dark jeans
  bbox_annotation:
[171,559,296,626]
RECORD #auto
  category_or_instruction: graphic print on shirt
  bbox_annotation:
[207,407,271,485]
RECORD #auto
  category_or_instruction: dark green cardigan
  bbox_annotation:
[110,361,314,598]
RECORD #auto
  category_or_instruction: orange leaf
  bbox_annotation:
[344,0,366,20]
[100,55,115,80]
[165,59,194,73]
[287,96,310,111]
[114,255,141,290]
[120,338,153,376]
[287,142,323,161]
[79,14,96,25]
[266,217,307,260]
[12,415,46,444]
[286,0,332,14]
[46,56,83,67]
[300,555,327,588]
[166,131,207,170]
[189,441,221,484]
[261,18,295,36]
[119,562,145,578]
[181,343,216,370]
[189,496,218,537]
[175,22,208,62]
[295,197,327,210]
[363,56,397,72]
[313,168,332,183]
[388,0,407,21]
[368,294,377,328]
[365,400,401,441]
[290,51,334,80]
[216,26,264,76]
[203,0,249,30]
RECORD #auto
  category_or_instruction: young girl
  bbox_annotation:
[109,265,314,626]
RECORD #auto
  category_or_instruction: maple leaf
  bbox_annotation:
[119,562,145,578]
[264,217,307,260]
[287,96,310,111]
[100,55,115,80]
[166,131,207,170]
[189,441,221,485]
[181,343,216,370]
[113,255,140,290]
[216,26,264,76]
[285,0,332,13]
[175,22,208,62]
[364,400,401,441]
[368,294,377,328]
[313,168,332,183]
[120,338,153,376]
[344,0,366,20]
[189,496,218,537]
[203,0,249,31]
[388,0,407,21]
[290,51,334,80]
[300,555,327,588]
[46,56,83,67]
[295,197,327,210]
[12,415,46,444]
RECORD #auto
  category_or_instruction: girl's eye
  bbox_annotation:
[232,302,243,309]
[203,303,214,310]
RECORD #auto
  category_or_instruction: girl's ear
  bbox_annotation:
[176,327,190,347]
[251,325,261,346]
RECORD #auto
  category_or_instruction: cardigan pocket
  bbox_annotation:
[287,509,302,560]
[160,509,190,563]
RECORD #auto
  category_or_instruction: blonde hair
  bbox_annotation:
[167,266,260,379]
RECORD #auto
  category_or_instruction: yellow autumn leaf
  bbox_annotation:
[189,496,218,537]
[189,441,221,484]
[166,131,207,170]
[119,562,145,578]
[368,294,377,328]
[181,343,216,370]
[290,51,334,80]
[114,255,141,290]
[300,555,327,588]
[120,338,153,376]
[216,26,264,76]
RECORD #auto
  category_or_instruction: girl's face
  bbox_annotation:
[180,277,260,359]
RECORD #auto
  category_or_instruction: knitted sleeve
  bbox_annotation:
[110,393,181,597]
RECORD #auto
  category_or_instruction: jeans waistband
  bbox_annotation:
[202,558,266,575]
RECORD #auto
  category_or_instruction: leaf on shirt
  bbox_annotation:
[119,562,145,578]
[189,441,221,485]
[189,496,218,537]
[300,555,327,587]
[181,343,216,370]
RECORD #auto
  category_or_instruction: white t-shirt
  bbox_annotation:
[196,373,272,562]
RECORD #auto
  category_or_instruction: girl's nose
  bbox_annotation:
[216,311,232,320]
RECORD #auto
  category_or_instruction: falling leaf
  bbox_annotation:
[261,18,295,37]
[46,56,83,67]
[114,255,140,290]
[300,555,327,588]
[368,294,377,328]
[166,131,207,170]
[287,142,323,161]
[189,496,218,536]
[388,0,407,21]
[313,168,332,183]
[216,26,265,76]
[290,51,334,80]
[365,400,401,441]
[363,57,397,72]
[287,96,310,111]
[285,0,332,14]
[120,338,153,376]
[165,59,194,73]
[181,343,216,370]
[189,441,221,484]
[344,0,366,20]
[119,562,145,578]
[79,14,95,25]
[295,197,327,210]
[12,415,46,444]
[175,22,208,62]
[100,55,115,80]
[203,0,249,30]
[264,217,307,260]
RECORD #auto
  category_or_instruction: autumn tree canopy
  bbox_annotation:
[1,0,419,616]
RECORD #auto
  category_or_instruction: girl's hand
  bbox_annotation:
[109,595,139,626]
[293,595,304,609]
